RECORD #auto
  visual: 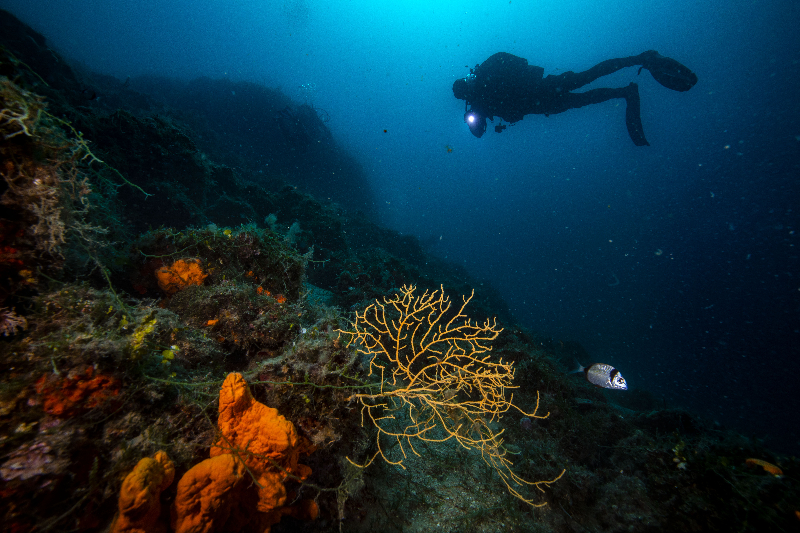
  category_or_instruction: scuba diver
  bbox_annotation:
[452,50,698,146]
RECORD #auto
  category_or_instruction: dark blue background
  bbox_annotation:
[4,0,798,452]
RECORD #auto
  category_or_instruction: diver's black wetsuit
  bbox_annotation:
[453,51,697,146]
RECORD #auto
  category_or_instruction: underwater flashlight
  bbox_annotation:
[464,110,486,138]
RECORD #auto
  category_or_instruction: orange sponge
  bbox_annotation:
[35,366,120,417]
[212,373,314,513]
[171,454,251,533]
[155,258,208,294]
[111,451,175,533]
[171,373,317,533]
[212,373,311,478]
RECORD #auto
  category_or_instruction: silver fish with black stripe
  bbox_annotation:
[572,361,627,390]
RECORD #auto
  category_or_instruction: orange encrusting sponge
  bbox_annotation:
[155,258,208,294]
[745,458,783,476]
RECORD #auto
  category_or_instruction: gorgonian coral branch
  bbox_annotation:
[339,284,564,506]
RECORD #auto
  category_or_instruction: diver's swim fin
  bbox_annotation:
[625,83,650,147]
[639,50,698,92]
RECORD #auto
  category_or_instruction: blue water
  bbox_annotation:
[4,0,798,453]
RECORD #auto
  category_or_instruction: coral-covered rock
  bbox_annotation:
[0,441,68,482]
[155,258,208,294]
[110,450,175,533]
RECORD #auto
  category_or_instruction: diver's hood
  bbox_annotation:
[452,78,470,100]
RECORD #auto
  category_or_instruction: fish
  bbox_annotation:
[572,360,627,390]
